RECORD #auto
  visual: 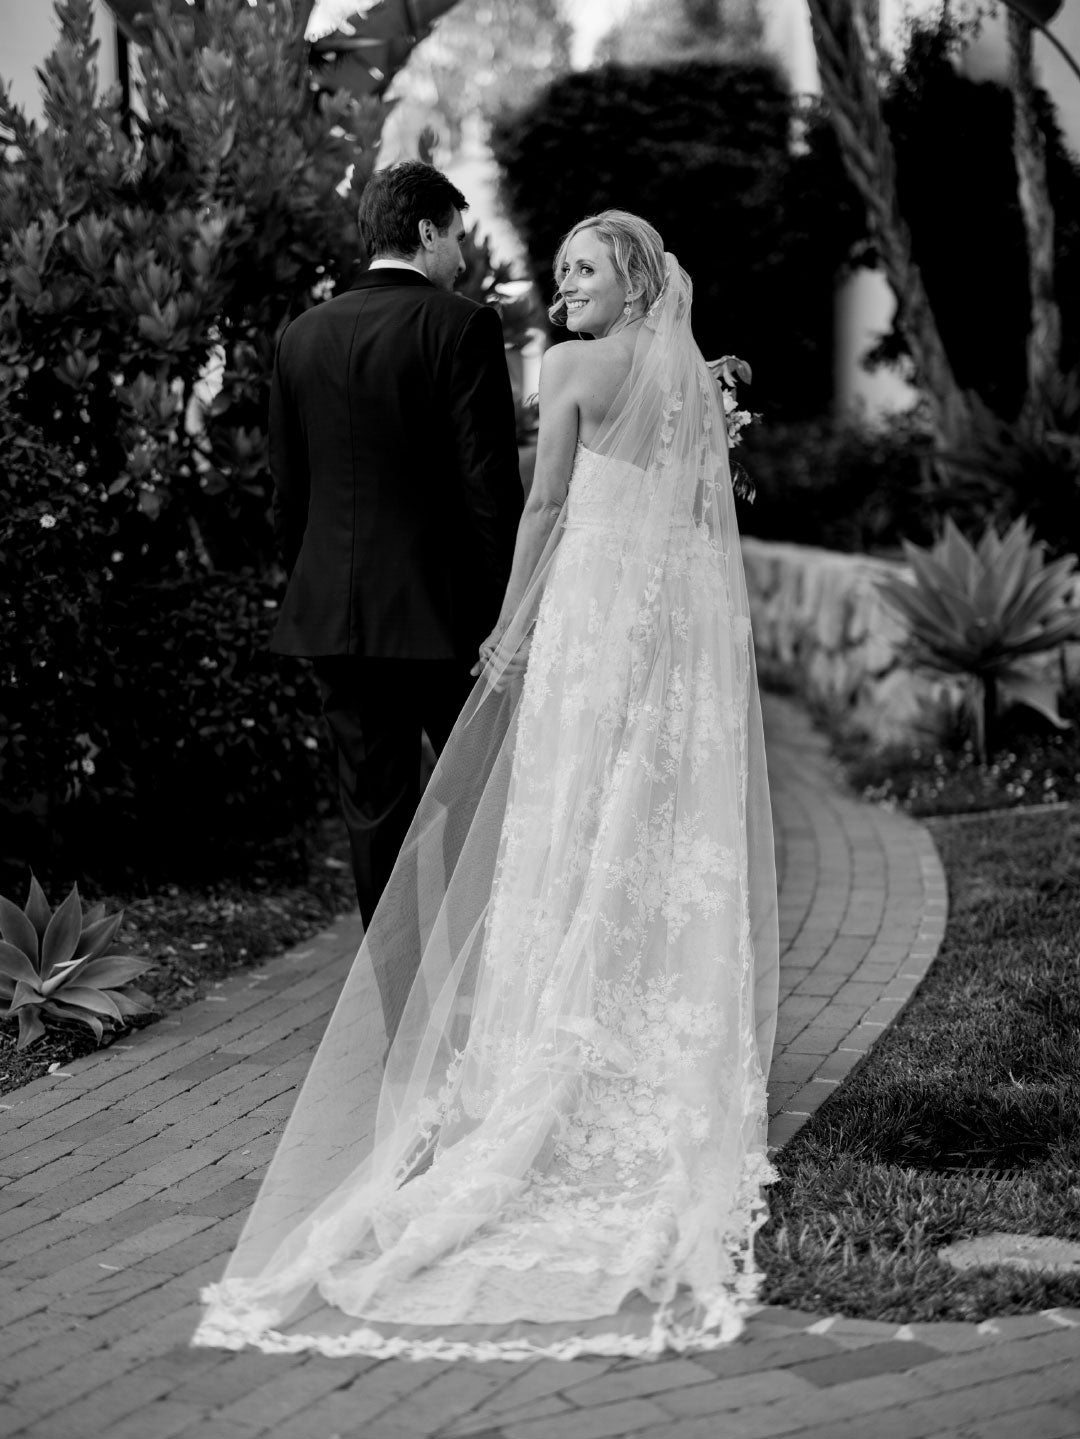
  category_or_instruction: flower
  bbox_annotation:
[39,514,57,529]
[707,354,759,500]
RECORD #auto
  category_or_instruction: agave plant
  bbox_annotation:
[0,878,154,1051]
[876,517,1080,758]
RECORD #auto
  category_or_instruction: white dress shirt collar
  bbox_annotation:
[368,258,428,278]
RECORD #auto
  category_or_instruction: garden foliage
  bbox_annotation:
[0,0,385,881]
[876,517,1080,757]
[490,60,858,423]
[735,410,938,554]
[0,876,153,1050]
[0,0,385,575]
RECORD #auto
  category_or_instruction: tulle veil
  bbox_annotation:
[194,255,779,1360]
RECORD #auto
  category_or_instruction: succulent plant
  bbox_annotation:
[876,517,1080,757]
[0,878,154,1050]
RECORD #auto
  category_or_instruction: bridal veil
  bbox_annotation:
[195,254,779,1361]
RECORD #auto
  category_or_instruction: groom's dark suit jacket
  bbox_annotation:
[269,269,522,660]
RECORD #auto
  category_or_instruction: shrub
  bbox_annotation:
[0,414,118,856]
[0,878,153,1050]
[490,62,857,422]
[933,374,1080,560]
[736,411,938,554]
[104,570,328,853]
[0,0,382,883]
[876,517,1080,758]
[1,554,328,890]
[0,0,386,580]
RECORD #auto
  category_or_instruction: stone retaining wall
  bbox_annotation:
[740,537,934,745]
[741,537,1080,748]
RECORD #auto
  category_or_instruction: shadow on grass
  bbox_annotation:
[758,805,1080,1322]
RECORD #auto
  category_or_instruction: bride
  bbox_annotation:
[195,211,779,1361]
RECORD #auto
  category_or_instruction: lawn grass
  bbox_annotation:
[758,803,1080,1321]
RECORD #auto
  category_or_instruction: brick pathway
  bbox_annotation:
[1,694,1077,1439]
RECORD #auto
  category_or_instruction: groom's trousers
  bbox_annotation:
[312,656,474,1036]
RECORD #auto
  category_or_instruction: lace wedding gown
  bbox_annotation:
[195,257,778,1361]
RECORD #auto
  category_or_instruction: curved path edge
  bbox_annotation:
[764,692,948,1149]
[1,695,1078,1439]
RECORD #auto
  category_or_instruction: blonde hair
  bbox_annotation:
[549,210,667,327]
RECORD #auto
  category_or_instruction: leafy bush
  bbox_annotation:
[490,62,857,422]
[105,571,328,849]
[2,551,328,889]
[876,518,1080,757]
[0,877,153,1049]
[0,416,119,847]
[0,0,386,579]
[0,406,326,887]
[933,373,1080,559]
[0,0,384,883]
[736,411,938,554]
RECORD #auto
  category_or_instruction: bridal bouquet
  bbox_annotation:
[709,354,760,504]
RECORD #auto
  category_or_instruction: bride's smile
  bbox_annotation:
[558,227,640,338]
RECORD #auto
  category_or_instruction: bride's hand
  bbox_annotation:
[471,628,530,690]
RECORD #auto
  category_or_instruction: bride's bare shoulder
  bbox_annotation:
[541,336,633,397]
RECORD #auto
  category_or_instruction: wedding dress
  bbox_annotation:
[194,256,779,1361]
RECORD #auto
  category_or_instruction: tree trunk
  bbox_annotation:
[1007,9,1062,435]
[806,0,973,451]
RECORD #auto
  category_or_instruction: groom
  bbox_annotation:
[269,161,522,1026]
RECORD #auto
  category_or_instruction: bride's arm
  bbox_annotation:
[471,344,580,674]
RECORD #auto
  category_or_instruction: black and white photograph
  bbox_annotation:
[1,1,1079,1435]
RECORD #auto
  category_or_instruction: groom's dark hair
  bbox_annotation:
[358,161,468,260]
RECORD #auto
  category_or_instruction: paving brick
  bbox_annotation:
[934,1402,1080,1439]
[170,1418,263,1439]
[653,1366,812,1416]
[639,1373,925,1439]
[864,1362,1080,1437]
[42,1262,171,1316]
[449,1396,571,1435]
[315,1360,455,1429]
[788,1339,942,1387]
[215,1360,361,1431]
[561,1357,714,1406]
[259,1390,409,1439]
[912,1332,1080,1394]
[692,1333,846,1377]
[0,1325,95,1388]
[458,1359,613,1420]
[134,1226,236,1276]
[373,1367,513,1434]
[811,1048,866,1083]
[95,1398,208,1439]
[168,1350,328,1408]
[63,1178,166,1223]
[502,1396,671,1439]
[181,1177,262,1219]
[6,1153,106,1194]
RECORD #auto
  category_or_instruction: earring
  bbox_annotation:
[622,298,633,318]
